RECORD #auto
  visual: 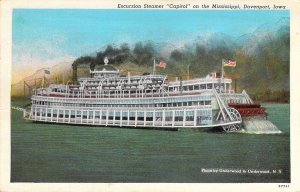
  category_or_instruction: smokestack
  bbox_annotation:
[72,63,78,83]
[128,71,131,83]
[90,62,95,78]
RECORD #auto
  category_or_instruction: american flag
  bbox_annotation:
[223,59,236,67]
[156,60,167,68]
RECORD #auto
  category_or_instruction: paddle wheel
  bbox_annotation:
[228,103,266,117]
[213,90,243,132]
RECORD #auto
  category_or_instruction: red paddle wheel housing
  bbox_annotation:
[228,103,266,117]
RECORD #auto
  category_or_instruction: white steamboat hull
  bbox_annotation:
[26,107,242,130]
[26,89,245,131]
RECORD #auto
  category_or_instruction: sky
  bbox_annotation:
[12,9,289,83]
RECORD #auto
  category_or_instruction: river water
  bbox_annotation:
[11,103,290,183]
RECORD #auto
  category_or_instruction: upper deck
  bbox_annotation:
[32,64,234,99]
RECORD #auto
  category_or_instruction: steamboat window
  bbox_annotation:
[36,108,41,116]
[175,116,183,121]
[70,110,75,118]
[52,109,57,117]
[164,111,171,117]
[64,110,70,118]
[129,111,135,118]
[95,111,100,118]
[88,111,93,119]
[146,116,153,121]
[175,111,183,116]
[205,101,211,105]
[137,116,144,121]
[102,111,107,120]
[59,110,64,118]
[186,116,194,121]
[47,112,51,117]
[165,116,172,121]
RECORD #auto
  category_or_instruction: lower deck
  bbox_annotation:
[27,106,241,129]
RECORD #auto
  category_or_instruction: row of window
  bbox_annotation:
[37,83,230,96]
[33,112,212,122]
[65,89,163,95]
[33,100,212,108]
[34,95,212,105]
[168,83,230,91]
[33,113,211,122]
[32,107,212,117]
[84,79,163,85]
[88,83,162,89]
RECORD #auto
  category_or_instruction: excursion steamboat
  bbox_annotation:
[25,58,269,132]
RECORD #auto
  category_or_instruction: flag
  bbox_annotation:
[210,71,216,78]
[156,60,167,68]
[44,69,50,74]
[223,59,236,67]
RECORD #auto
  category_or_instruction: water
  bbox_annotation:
[11,103,290,183]
[242,118,282,134]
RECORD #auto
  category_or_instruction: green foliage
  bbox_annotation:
[72,28,289,102]
[166,30,289,102]
[133,41,155,66]
[236,31,290,102]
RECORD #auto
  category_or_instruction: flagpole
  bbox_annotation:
[221,59,224,93]
[42,71,45,88]
[221,59,224,78]
[153,57,156,75]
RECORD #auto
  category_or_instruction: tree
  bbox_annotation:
[133,41,155,66]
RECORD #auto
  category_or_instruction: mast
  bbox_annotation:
[221,59,225,93]
[152,57,156,75]
[221,59,224,78]
[128,71,131,84]
[42,71,45,88]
